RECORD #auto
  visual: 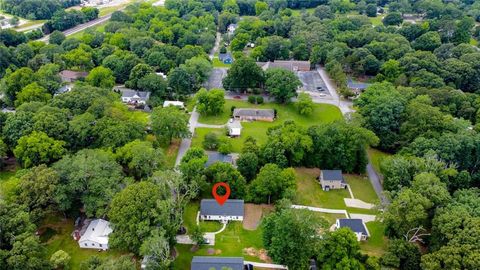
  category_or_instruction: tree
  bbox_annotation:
[314,5,334,20]
[50,250,71,270]
[255,1,268,15]
[222,57,264,92]
[151,106,190,145]
[413,32,442,51]
[6,234,50,270]
[381,239,421,270]
[179,147,208,189]
[53,149,124,217]
[295,93,314,115]
[140,233,173,270]
[49,30,65,45]
[189,225,205,245]
[86,66,115,89]
[195,88,225,116]
[15,82,52,107]
[2,111,34,147]
[383,12,403,26]
[14,131,66,168]
[17,165,59,222]
[167,67,194,98]
[137,73,167,97]
[247,164,296,204]
[126,63,154,89]
[316,228,364,269]
[236,152,259,181]
[366,4,377,17]
[183,56,213,88]
[93,117,145,149]
[262,208,328,269]
[205,162,247,198]
[108,182,164,254]
[2,67,35,106]
[0,202,36,250]
[265,68,301,103]
[103,52,141,83]
[115,140,165,180]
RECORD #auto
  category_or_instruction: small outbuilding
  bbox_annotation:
[219,52,233,64]
[191,256,244,270]
[227,23,238,34]
[78,219,112,250]
[200,199,244,222]
[233,108,275,122]
[335,218,370,241]
[319,170,346,191]
[163,100,185,108]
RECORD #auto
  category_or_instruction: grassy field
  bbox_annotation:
[41,215,128,269]
[344,174,378,204]
[367,148,392,176]
[0,168,19,201]
[183,202,224,233]
[193,100,342,152]
[162,139,180,169]
[360,221,388,257]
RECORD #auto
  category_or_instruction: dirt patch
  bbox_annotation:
[190,245,199,252]
[243,247,272,263]
[243,204,274,230]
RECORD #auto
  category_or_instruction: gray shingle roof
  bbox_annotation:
[206,151,233,167]
[322,170,343,181]
[347,79,370,90]
[191,256,244,270]
[200,199,244,217]
[338,219,368,235]
[233,108,274,118]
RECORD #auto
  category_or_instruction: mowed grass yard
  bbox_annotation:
[367,148,392,178]
[175,202,268,269]
[0,167,19,201]
[40,215,128,269]
[193,100,342,152]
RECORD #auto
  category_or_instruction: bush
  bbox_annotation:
[203,132,219,150]
[230,106,236,117]
[256,96,264,104]
[218,138,232,154]
[220,46,227,54]
[248,95,256,104]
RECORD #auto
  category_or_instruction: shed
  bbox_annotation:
[227,120,242,137]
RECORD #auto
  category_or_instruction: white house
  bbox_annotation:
[319,170,347,191]
[227,120,242,137]
[335,218,369,241]
[163,100,185,108]
[227,23,238,34]
[78,219,112,250]
[200,199,244,222]
[114,87,150,105]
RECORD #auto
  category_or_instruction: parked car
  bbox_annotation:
[319,93,327,97]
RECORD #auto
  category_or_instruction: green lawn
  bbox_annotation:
[291,7,315,16]
[470,38,478,46]
[360,221,388,257]
[344,174,378,204]
[193,100,342,153]
[0,168,19,201]
[183,202,223,233]
[212,54,232,68]
[367,148,392,176]
[41,216,128,269]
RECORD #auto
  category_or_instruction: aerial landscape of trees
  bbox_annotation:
[1,0,480,269]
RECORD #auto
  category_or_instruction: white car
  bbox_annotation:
[319,93,327,97]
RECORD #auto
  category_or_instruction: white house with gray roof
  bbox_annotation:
[78,219,112,250]
[200,199,244,222]
[335,218,370,241]
[191,256,244,270]
[233,108,275,122]
[319,170,347,191]
[114,86,150,105]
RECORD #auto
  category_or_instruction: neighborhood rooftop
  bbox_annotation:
[338,218,369,235]
[79,219,112,246]
[200,199,244,217]
[322,170,344,181]
[206,151,233,166]
[191,256,244,270]
[233,108,275,118]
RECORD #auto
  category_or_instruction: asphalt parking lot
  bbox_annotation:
[297,71,331,97]
[204,68,227,89]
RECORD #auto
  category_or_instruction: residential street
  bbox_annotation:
[174,108,199,167]
[209,32,221,60]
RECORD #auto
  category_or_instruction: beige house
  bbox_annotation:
[233,108,275,122]
[319,170,346,191]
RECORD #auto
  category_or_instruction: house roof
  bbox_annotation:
[338,219,369,236]
[347,79,370,90]
[79,219,112,245]
[233,108,274,118]
[191,256,244,270]
[163,101,184,108]
[59,70,89,80]
[200,199,244,217]
[206,151,233,167]
[256,60,310,72]
[219,52,233,61]
[115,87,150,101]
[322,170,343,181]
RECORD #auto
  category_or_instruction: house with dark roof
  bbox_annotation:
[319,170,346,191]
[347,78,370,93]
[233,108,275,122]
[191,256,244,270]
[200,199,244,222]
[219,52,233,64]
[59,70,89,83]
[335,218,370,241]
[206,151,234,167]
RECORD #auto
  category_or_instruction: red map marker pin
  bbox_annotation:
[212,182,231,206]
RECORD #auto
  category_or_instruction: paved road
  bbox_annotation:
[367,162,389,205]
[174,108,199,167]
[316,67,354,115]
[209,32,221,60]
[205,68,227,89]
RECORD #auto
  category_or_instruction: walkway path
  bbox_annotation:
[291,204,349,218]
[344,198,375,209]
[244,261,289,270]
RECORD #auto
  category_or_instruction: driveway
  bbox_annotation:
[367,162,389,205]
[298,71,331,97]
[174,108,199,167]
[205,68,227,89]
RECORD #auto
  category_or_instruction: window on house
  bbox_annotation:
[99,244,102,247]
[84,243,87,246]
[92,243,95,246]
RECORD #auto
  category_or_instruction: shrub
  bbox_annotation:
[218,138,232,154]
[256,96,264,104]
[220,46,227,54]
[203,132,219,150]
[248,95,256,104]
